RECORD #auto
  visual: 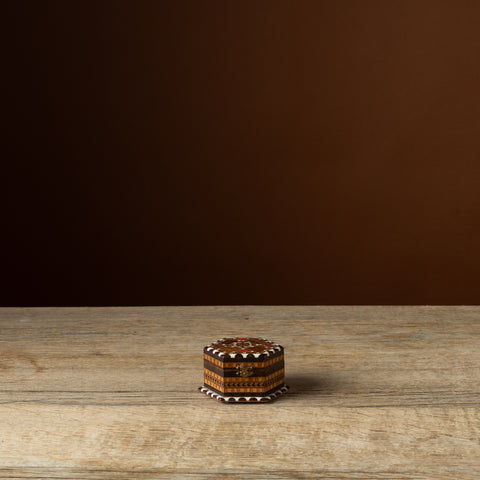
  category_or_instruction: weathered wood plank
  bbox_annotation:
[0,468,477,480]
[1,390,479,407]
[1,404,479,475]
[0,306,479,478]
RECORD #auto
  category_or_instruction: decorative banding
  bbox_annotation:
[201,337,287,403]
[203,356,285,377]
[204,347,284,361]
[198,385,289,403]
[203,382,285,395]
[203,368,285,385]
[204,351,284,367]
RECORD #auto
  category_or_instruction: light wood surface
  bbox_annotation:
[1,306,479,479]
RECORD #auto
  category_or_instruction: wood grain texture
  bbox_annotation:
[0,306,479,479]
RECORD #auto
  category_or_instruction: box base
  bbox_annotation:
[198,384,289,403]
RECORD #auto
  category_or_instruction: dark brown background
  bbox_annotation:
[3,0,480,306]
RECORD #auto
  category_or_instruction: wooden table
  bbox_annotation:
[1,306,479,479]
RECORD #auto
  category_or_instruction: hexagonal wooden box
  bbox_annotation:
[199,337,289,403]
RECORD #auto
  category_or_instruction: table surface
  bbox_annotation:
[1,306,479,479]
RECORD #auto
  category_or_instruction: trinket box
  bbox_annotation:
[199,337,289,403]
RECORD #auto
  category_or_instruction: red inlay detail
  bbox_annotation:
[238,349,251,353]
[237,338,246,341]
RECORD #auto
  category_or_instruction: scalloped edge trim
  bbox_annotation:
[205,338,283,359]
[198,384,289,403]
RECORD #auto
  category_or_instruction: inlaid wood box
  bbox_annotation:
[199,337,289,403]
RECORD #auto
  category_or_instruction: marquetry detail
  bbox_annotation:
[204,353,283,369]
[201,337,288,402]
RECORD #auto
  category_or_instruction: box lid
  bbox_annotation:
[204,337,283,360]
